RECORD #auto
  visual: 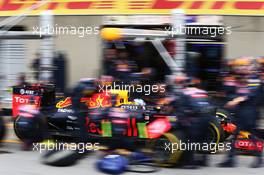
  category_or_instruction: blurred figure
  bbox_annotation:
[219,57,263,168]
[257,58,264,105]
[103,47,117,76]
[16,73,30,87]
[114,49,138,82]
[103,46,156,92]
[53,52,68,93]
[31,52,41,81]
[149,83,167,104]
[258,58,264,82]
[71,78,98,143]
[171,75,212,168]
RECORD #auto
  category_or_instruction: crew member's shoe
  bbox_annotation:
[218,159,235,167]
[22,142,32,151]
[195,159,207,167]
[180,159,201,169]
[250,158,262,168]
[180,164,200,169]
[195,154,208,166]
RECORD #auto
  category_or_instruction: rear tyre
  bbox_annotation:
[14,114,47,142]
[41,149,85,167]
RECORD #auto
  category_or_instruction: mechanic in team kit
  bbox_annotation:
[257,58,264,103]
[71,78,99,143]
[219,58,263,168]
[170,75,213,168]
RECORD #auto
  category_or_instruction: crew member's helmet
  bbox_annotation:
[257,57,264,64]
[187,77,201,87]
[173,74,189,85]
[77,78,97,96]
[231,57,253,76]
[232,57,252,66]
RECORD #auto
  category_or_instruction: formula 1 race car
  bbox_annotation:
[13,83,234,166]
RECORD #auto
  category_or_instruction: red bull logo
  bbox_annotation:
[56,97,72,109]
[56,92,112,109]
[82,92,112,109]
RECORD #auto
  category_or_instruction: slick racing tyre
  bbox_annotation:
[14,115,47,142]
[0,116,6,141]
[42,149,85,167]
[151,131,187,167]
[206,117,225,151]
[216,109,232,140]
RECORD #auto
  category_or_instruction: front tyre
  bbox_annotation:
[152,131,187,167]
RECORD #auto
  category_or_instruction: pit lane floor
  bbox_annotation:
[1,120,264,175]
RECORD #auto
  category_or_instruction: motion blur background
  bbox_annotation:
[1,0,264,174]
[4,16,264,86]
[2,15,264,109]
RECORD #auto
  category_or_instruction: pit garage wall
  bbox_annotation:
[6,15,264,88]
[224,16,264,58]
[14,16,103,87]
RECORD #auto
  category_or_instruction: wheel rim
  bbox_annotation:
[153,133,183,166]
[154,137,172,163]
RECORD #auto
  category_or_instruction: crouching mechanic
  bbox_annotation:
[171,76,213,168]
[71,78,98,143]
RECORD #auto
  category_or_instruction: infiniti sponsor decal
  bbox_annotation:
[68,116,78,120]
[57,109,74,113]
